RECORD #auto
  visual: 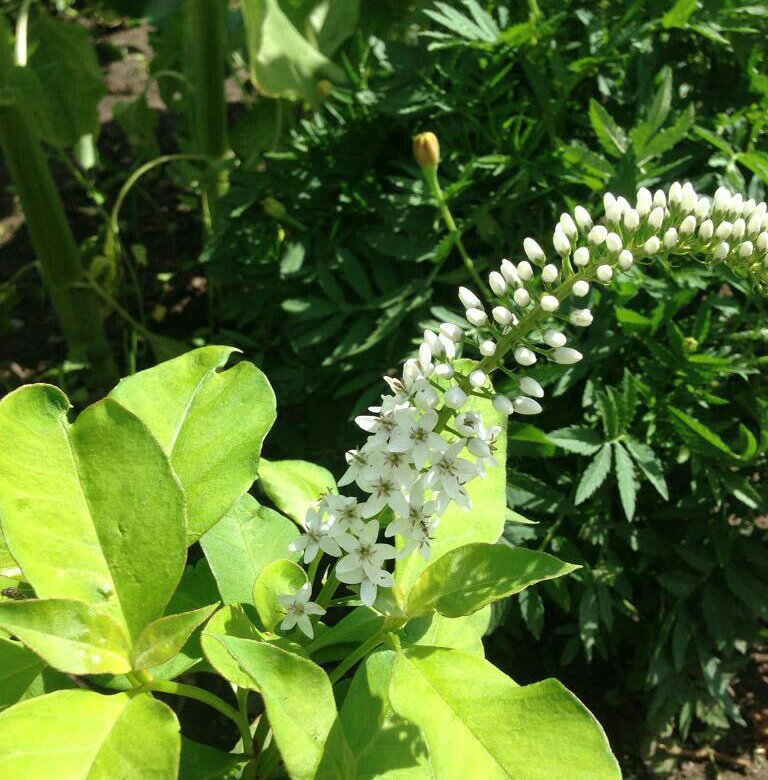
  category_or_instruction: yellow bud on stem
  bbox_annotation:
[413,131,440,169]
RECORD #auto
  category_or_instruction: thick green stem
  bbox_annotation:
[0,67,118,388]
[184,0,229,230]
[329,620,406,684]
[315,569,340,609]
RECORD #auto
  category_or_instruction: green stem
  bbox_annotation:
[236,687,254,757]
[315,569,340,609]
[329,622,405,684]
[422,166,491,297]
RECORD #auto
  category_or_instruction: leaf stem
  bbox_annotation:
[329,620,405,684]
[316,569,340,608]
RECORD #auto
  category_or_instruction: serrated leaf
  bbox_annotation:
[588,99,628,158]
[624,438,668,500]
[640,104,695,160]
[547,426,604,455]
[613,442,638,521]
[662,0,697,29]
[575,445,613,505]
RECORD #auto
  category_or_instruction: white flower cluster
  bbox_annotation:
[282,181,768,632]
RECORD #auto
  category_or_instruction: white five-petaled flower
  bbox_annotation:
[426,441,478,511]
[338,445,377,488]
[386,479,441,560]
[387,409,445,468]
[335,521,397,606]
[354,408,398,447]
[322,494,366,535]
[362,448,416,489]
[278,583,325,639]
[290,508,344,564]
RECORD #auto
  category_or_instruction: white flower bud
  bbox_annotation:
[757,232,768,252]
[492,306,515,326]
[648,206,665,231]
[574,205,592,231]
[466,308,487,327]
[540,294,559,312]
[714,186,731,212]
[489,271,507,296]
[572,280,590,297]
[424,329,442,354]
[644,236,661,254]
[492,394,514,415]
[681,183,698,213]
[542,264,559,283]
[467,437,491,458]
[623,208,640,231]
[517,260,534,281]
[731,218,746,240]
[443,386,467,410]
[570,308,594,327]
[553,227,571,256]
[550,347,583,365]
[514,397,542,415]
[605,204,622,225]
[743,198,756,218]
[603,192,616,211]
[573,246,590,267]
[513,288,531,307]
[695,197,711,220]
[713,241,729,261]
[679,215,696,236]
[419,342,432,367]
[588,225,607,245]
[596,264,613,283]
[756,202,768,215]
[616,196,631,213]
[458,286,481,309]
[668,181,682,207]
[519,376,544,398]
[469,369,487,388]
[730,193,743,215]
[514,346,537,366]
[698,219,714,242]
[524,237,545,265]
[653,190,667,209]
[747,213,762,236]
[440,322,463,342]
[618,250,634,270]
[560,213,578,240]
[663,227,678,249]
[434,363,454,379]
[544,330,567,348]
[606,232,622,253]
[440,335,456,360]
[500,259,519,284]
[738,241,754,259]
[715,220,732,240]
[479,340,496,356]
[415,385,440,411]
[636,187,652,216]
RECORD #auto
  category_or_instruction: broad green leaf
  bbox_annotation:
[109,346,276,541]
[340,650,430,780]
[307,606,384,660]
[0,637,45,710]
[201,493,299,605]
[547,425,603,455]
[179,737,246,780]
[407,543,578,618]
[588,99,627,158]
[0,386,186,640]
[258,458,336,523]
[253,559,308,632]
[390,646,621,779]
[240,0,345,106]
[662,0,697,28]
[132,605,218,670]
[575,444,612,504]
[640,104,694,160]
[0,599,131,675]
[613,442,638,521]
[201,604,264,690]
[306,0,360,56]
[401,608,490,656]
[26,15,105,148]
[396,392,507,598]
[624,437,668,499]
[219,636,350,780]
[0,689,180,778]
[519,588,545,640]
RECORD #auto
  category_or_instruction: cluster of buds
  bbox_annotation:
[285,181,768,633]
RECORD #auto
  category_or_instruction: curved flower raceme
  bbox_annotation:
[286,182,768,623]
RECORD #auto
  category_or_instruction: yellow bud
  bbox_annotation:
[413,131,440,169]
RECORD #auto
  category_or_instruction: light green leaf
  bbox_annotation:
[407,543,578,618]
[253,559,308,632]
[0,599,132,675]
[401,608,491,656]
[0,689,180,778]
[201,605,264,690]
[307,606,384,660]
[340,650,430,780]
[613,442,638,521]
[588,99,628,158]
[109,346,276,541]
[0,386,186,640]
[662,0,697,29]
[389,646,621,779]
[201,493,299,605]
[738,151,768,184]
[219,636,351,780]
[241,0,345,105]
[640,104,695,160]
[575,444,613,505]
[307,0,360,56]
[0,637,46,710]
[396,391,507,598]
[132,604,218,670]
[258,458,336,523]
[547,425,603,455]
[668,405,744,460]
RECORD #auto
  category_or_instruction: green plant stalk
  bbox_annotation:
[329,619,406,684]
[184,0,229,230]
[0,96,118,387]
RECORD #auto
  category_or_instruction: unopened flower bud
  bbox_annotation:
[644,236,660,255]
[596,264,613,283]
[458,286,481,309]
[679,215,696,236]
[551,347,583,365]
[636,187,652,215]
[479,340,496,357]
[648,207,665,230]
[729,193,743,215]
[695,197,711,220]
[606,232,622,253]
[492,394,514,415]
[443,386,467,410]
[518,376,544,398]
[653,190,666,209]
[713,241,729,261]
[571,308,594,327]
[553,228,571,257]
[618,249,634,270]
[605,204,622,224]
[542,264,559,283]
[492,306,515,325]
[663,227,678,249]
[513,287,531,308]
[732,218,745,240]
[573,246,590,266]
[514,346,537,366]
[588,225,607,245]
[714,186,731,212]
[517,260,534,281]
[544,330,567,348]
[715,221,732,240]
[698,220,714,242]
[747,214,762,235]
[440,322,463,342]
[468,437,492,458]
[413,132,440,168]
[743,198,756,218]
[757,232,768,252]
[540,294,559,312]
[681,183,698,213]
[469,369,487,388]
[500,259,519,283]
[560,213,578,240]
[466,308,487,327]
[572,280,590,297]
[524,237,546,265]
[623,209,640,230]
[668,181,682,207]
[574,205,592,231]
[419,342,432,367]
[514,397,542,415]
[489,271,507,296]
[738,241,754,259]
[434,363,454,379]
